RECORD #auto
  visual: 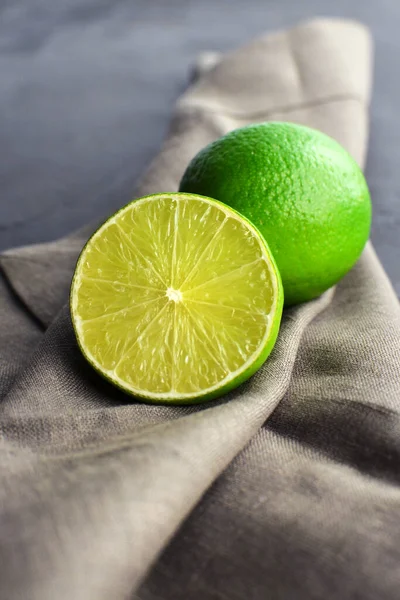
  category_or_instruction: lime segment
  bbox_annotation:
[70,193,283,404]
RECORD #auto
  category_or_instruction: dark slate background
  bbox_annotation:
[0,0,399,294]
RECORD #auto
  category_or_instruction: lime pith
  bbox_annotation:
[70,193,283,404]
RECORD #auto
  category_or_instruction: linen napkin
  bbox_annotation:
[1,17,400,600]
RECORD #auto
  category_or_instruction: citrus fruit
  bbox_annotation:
[179,122,372,306]
[70,193,283,404]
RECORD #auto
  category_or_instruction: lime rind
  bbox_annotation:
[70,193,283,404]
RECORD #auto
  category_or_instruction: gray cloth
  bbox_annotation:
[0,17,399,600]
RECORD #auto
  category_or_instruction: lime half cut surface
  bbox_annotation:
[70,193,283,404]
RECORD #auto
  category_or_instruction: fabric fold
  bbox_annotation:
[0,18,372,326]
[2,16,400,600]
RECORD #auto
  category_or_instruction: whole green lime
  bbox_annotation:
[179,122,372,305]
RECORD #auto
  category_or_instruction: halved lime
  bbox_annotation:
[70,193,283,404]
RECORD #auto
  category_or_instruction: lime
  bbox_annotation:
[179,122,372,306]
[70,193,283,404]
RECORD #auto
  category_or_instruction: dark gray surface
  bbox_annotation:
[0,0,399,293]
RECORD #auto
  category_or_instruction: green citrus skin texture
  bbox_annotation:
[179,122,372,306]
